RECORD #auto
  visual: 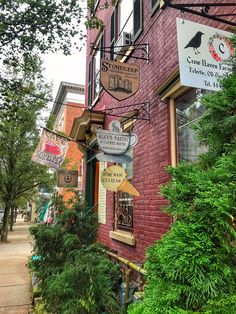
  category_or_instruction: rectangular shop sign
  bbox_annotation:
[100,59,140,100]
[57,170,78,188]
[32,129,70,169]
[177,18,234,91]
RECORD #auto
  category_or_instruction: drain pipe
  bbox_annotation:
[106,251,146,275]
[106,251,146,305]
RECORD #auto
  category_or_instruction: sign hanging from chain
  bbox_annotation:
[101,165,140,196]
[32,129,70,169]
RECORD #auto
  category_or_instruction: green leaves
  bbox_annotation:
[0,0,85,56]
[129,37,236,314]
[30,193,119,313]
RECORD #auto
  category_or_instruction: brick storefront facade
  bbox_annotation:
[81,1,236,263]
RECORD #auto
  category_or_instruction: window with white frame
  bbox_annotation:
[119,0,133,35]
[176,89,207,162]
[151,0,160,14]
[110,0,143,59]
[88,33,105,107]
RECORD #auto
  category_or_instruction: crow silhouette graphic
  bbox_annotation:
[184,31,204,54]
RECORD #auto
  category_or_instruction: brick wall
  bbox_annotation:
[86,0,236,262]
[59,103,84,202]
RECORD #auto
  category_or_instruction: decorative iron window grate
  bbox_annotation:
[116,191,133,231]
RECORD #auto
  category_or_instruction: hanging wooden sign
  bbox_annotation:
[100,59,140,101]
[57,170,78,188]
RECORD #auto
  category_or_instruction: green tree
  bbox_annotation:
[128,42,236,313]
[0,54,54,242]
[0,0,85,56]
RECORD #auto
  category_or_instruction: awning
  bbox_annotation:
[70,109,105,142]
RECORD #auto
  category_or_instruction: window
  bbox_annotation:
[88,0,99,14]
[116,149,133,231]
[110,0,143,59]
[88,33,105,107]
[109,120,136,245]
[156,71,209,166]
[119,0,133,35]
[176,89,207,162]
[151,0,160,15]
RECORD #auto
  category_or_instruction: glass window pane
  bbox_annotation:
[152,0,159,9]
[93,43,101,99]
[176,89,207,162]
[119,0,133,34]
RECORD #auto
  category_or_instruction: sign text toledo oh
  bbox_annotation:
[177,19,234,91]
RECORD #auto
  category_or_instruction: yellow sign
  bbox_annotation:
[101,165,139,196]
[100,59,140,101]
[101,165,126,192]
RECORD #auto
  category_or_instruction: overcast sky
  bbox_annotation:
[42,47,86,103]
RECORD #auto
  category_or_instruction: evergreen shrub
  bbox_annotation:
[128,39,236,313]
[30,191,119,314]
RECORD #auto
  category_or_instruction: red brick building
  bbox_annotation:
[70,1,236,263]
[52,82,85,202]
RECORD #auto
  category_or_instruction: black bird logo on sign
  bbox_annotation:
[184,31,204,54]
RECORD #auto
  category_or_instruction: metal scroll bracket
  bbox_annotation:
[90,43,149,61]
[91,101,151,122]
[163,1,236,27]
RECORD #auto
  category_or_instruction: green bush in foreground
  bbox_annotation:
[30,192,119,313]
[43,244,119,314]
[129,40,236,313]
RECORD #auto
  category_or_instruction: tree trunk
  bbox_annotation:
[0,205,10,242]
[14,207,17,223]
[9,207,15,231]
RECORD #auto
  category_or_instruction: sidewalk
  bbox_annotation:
[0,216,32,314]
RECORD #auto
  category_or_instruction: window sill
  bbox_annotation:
[109,230,135,246]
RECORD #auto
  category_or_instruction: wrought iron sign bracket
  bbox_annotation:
[91,101,150,122]
[90,43,149,61]
[163,1,236,27]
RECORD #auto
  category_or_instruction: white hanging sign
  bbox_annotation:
[96,120,138,163]
[177,18,234,91]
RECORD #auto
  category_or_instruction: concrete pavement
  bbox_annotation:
[0,216,32,314]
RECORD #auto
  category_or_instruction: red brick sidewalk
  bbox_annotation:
[0,216,32,314]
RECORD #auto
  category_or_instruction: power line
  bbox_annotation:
[0,75,85,110]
